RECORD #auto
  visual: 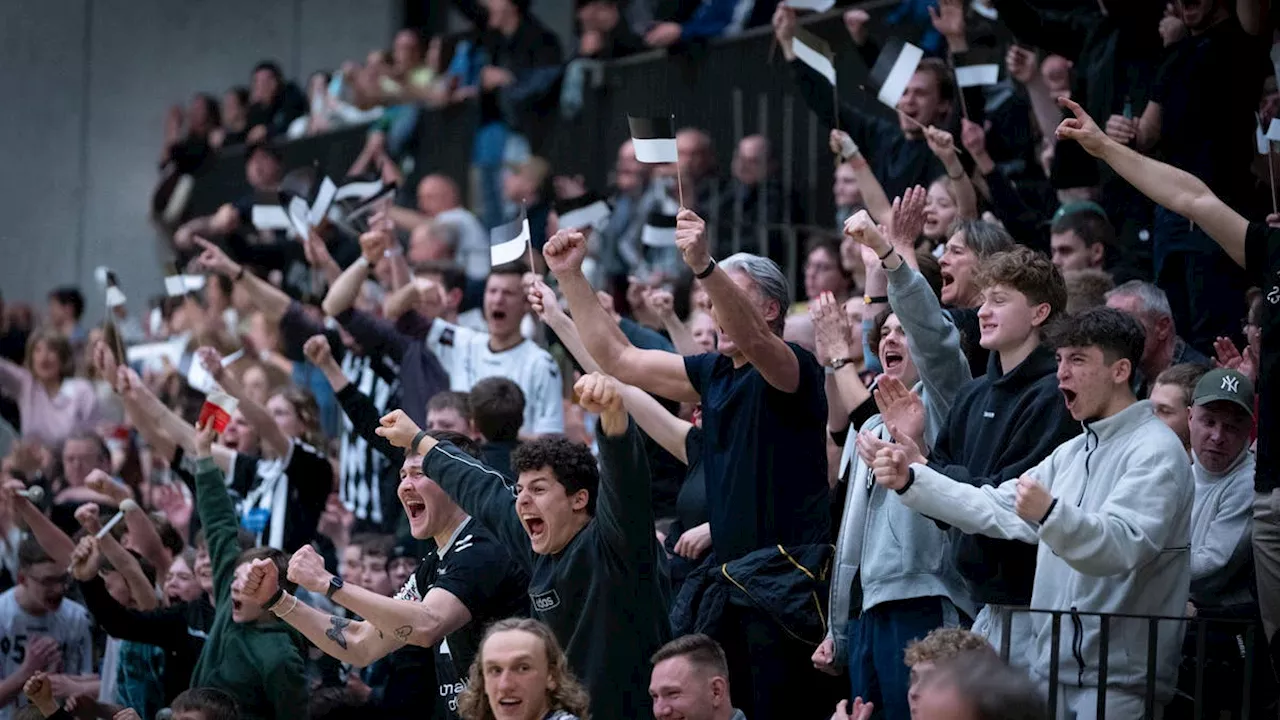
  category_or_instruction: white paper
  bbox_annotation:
[126,336,188,371]
[94,266,110,288]
[793,36,836,85]
[1258,122,1270,155]
[1266,119,1280,143]
[287,197,311,239]
[783,0,836,11]
[1271,44,1280,88]
[490,220,531,266]
[187,349,244,395]
[632,137,679,164]
[334,179,385,202]
[105,286,126,308]
[954,63,999,88]
[309,177,337,227]
[642,224,677,247]
[251,205,292,230]
[558,200,612,230]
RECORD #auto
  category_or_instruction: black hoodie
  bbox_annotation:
[926,343,1081,605]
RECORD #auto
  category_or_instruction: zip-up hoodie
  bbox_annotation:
[1189,449,1255,608]
[826,261,976,666]
[190,457,309,720]
[898,401,1192,698]
[928,345,1082,605]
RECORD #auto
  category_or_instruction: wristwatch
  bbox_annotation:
[829,357,855,371]
[325,576,344,600]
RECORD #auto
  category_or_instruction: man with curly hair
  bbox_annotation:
[375,372,671,720]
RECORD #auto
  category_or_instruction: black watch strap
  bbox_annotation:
[326,576,344,600]
[694,258,717,279]
[263,587,284,610]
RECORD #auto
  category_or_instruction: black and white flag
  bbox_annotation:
[641,209,678,247]
[868,38,924,109]
[793,27,836,86]
[629,116,679,164]
[952,48,1001,88]
[556,193,612,230]
[491,213,531,266]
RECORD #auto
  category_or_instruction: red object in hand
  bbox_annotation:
[198,391,239,433]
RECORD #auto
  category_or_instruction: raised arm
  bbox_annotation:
[195,237,292,323]
[924,127,977,220]
[542,231,699,403]
[676,210,801,392]
[322,230,387,318]
[192,424,244,601]
[196,347,291,459]
[80,460,173,581]
[646,290,699,357]
[3,481,75,567]
[831,130,893,224]
[1057,97,1248,267]
[304,335,399,461]
[0,357,30,401]
[116,366,232,473]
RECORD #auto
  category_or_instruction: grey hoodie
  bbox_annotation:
[898,400,1193,699]
[826,261,975,666]
[1189,449,1255,608]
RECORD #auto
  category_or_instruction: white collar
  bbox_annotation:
[436,516,473,559]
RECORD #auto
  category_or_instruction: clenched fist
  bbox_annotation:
[542,230,588,276]
[1014,475,1054,523]
[674,209,712,274]
[287,544,333,595]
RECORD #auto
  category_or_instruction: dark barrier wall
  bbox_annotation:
[186,0,913,244]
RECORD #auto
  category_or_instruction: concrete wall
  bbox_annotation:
[0,0,397,316]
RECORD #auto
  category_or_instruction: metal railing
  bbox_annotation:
[995,607,1270,720]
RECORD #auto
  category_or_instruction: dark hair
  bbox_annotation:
[245,142,283,166]
[949,219,1015,260]
[489,261,529,279]
[48,286,85,320]
[194,93,223,129]
[924,651,1046,720]
[1050,209,1115,254]
[916,57,956,106]
[253,61,284,81]
[227,86,250,108]
[428,391,473,421]
[428,429,483,459]
[101,549,158,587]
[1046,307,1146,375]
[975,247,1068,324]
[868,306,895,351]
[355,534,394,561]
[470,377,526,443]
[511,436,600,515]
[805,237,853,289]
[651,633,730,677]
[1154,362,1210,406]
[414,261,468,294]
[309,686,364,720]
[271,385,326,449]
[172,687,241,720]
[151,513,186,556]
[233,546,296,594]
[915,251,944,299]
[60,431,110,465]
[18,538,53,569]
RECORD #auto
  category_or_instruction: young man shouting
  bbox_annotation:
[375,373,671,720]
[873,307,1193,718]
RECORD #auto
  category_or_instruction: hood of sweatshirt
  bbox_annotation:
[987,343,1058,391]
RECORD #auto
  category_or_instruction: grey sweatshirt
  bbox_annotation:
[898,401,1193,699]
[1189,449,1255,608]
[825,262,976,666]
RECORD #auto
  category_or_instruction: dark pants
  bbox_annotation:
[847,596,959,720]
[716,603,844,720]
[1153,207,1249,356]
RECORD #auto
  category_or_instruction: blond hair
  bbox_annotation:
[457,618,591,720]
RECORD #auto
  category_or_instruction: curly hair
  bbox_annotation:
[974,246,1068,324]
[457,618,591,720]
[903,627,995,667]
[511,436,599,515]
[271,385,326,449]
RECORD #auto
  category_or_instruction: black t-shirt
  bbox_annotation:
[227,439,332,553]
[395,518,529,719]
[674,428,707,533]
[683,343,831,560]
[1152,19,1268,209]
[1245,223,1279,492]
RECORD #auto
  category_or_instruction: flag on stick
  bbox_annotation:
[792,27,837,86]
[556,193,612,230]
[868,38,924,109]
[491,213,532,267]
[629,116,679,164]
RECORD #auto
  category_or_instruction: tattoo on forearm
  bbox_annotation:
[394,625,412,642]
[327,617,351,650]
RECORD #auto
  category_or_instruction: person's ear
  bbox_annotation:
[1088,241,1105,267]
[1030,302,1052,328]
[710,676,728,705]
[1112,357,1132,386]
[571,488,589,513]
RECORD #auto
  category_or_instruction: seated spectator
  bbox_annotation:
[407,222,461,268]
[1105,280,1210,396]
[387,175,490,284]
[909,651,1045,720]
[187,421,307,720]
[244,62,308,144]
[457,618,591,720]
[377,371,672,720]
[1049,201,1113,273]
[0,333,99,448]
[469,377,525,481]
[575,0,646,59]
[712,135,801,260]
[648,634,744,720]
[173,144,283,255]
[210,87,251,150]
[1187,369,1256,613]
[1061,268,1113,314]
[1150,362,1210,455]
[162,94,221,176]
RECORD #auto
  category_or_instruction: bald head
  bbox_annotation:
[733,135,769,187]
[417,174,460,216]
[677,128,714,182]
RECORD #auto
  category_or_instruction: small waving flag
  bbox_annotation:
[868,38,924,109]
[952,48,1001,88]
[556,193,612,230]
[198,390,239,432]
[793,27,836,86]
[641,209,678,247]
[629,116,679,164]
[491,213,532,267]
[95,267,127,308]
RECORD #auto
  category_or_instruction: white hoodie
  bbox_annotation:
[1189,448,1255,608]
[898,400,1192,699]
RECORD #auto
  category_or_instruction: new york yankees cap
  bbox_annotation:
[1192,368,1254,416]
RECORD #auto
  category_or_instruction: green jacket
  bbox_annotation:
[189,456,308,720]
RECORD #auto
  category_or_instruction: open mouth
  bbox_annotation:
[404,498,427,521]
[222,437,240,451]
[980,322,997,334]
[491,309,507,322]
[522,515,546,540]
[941,272,955,290]
[497,698,523,711]
[232,598,244,614]
[1061,387,1078,409]
[882,349,905,371]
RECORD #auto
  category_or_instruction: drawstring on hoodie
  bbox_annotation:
[1070,606,1086,688]
[1077,423,1099,507]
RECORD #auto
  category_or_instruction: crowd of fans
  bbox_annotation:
[4,0,1280,718]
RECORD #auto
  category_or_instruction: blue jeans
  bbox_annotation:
[847,596,962,720]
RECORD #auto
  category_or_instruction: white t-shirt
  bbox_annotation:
[426,320,565,434]
[0,588,93,720]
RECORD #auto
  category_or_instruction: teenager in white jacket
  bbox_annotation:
[872,307,1193,720]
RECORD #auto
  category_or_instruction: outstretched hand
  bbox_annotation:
[1055,97,1109,157]
[542,230,588,276]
